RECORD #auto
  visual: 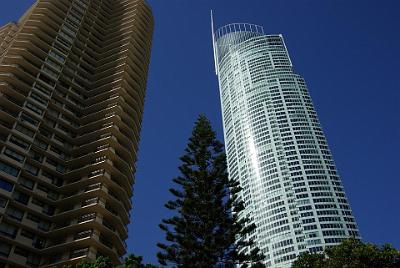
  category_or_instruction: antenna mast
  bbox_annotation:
[211,10,218,75]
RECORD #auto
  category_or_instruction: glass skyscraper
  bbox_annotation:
[212,22,359,268]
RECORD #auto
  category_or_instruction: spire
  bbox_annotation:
[211,10,218,75]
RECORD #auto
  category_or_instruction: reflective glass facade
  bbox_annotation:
[213,23,359,268]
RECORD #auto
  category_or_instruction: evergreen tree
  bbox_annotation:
[157,115,265,268]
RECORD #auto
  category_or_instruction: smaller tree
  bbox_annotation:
[61,254,158,268]
[60,256,113,268]
[117,254,158,268]
[291,252,324,268]
[292,238,400,268]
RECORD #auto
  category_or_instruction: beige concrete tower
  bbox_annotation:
[0,0,153,267]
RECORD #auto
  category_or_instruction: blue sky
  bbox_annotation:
[1,0,399,264]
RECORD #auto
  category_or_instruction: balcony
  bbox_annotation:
[69,247,89,259]
[81,197,99,207]
[78,212,96,223]
[74,230,92,241]
[0,106,18,118]
[84,182,102,193]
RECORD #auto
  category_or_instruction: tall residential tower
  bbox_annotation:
[212,22,359,268]
[0,0,153,267]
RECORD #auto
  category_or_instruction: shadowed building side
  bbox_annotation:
[0,0,153,267]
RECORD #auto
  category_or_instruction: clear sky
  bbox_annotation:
[1,0,399,265]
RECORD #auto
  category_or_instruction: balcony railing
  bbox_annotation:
[70,247,88,259]
[78,212,96,223]
[85,183,101,192]
[74,229,92,240]
[81,197,98,207]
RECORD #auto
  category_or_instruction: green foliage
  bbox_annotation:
[291,252,325,268]
[70,256,113,268]
[292,238,400,268]
[62,254,157,268]
[117,254,158,268]
[157,115,265,268]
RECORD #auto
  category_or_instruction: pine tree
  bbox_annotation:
[157,115,265,268]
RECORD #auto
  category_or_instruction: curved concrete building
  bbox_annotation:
[0,0,153,267]
[212,22,359,268]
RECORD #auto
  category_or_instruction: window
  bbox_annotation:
[19,177,34,189]
[74,230,92,240]
[32,198,44,208]
[46,158,66,173]
[45,58,62,71]
[42,66,59,78]
[20,113,39,127]
[13,246,28,256]
[43,205,55,216]
[0,161,20,177]
[30,151,43,163]
[37,184,48,193]
[0,242,11,257]
[12,191,30,205]
[15,124,34,137]
[38,73,56,87]
[66,16,80,28]
[58,31,73,42]
[57,35,72,48]
[49,50,66,63]
[39,128,52,138]
[21,229,35,239]
[25,102,43,115]
[24,163,38,176]
[56,164,66,173]
[27,254,41,267]
[53,42,69,55]
[27,213,39,223]
[30,92,48,106]
[46,158,57,167]
[6,206,24,221]
[33,82,52,96]
[48,191,59,201]
[78,213,96,223]
[61,25,77,37]
[47,108,59,118]
[33,139,48,150]
[70,248,89,259]
[0,222,17,238]
[41,170,54,180]
[9,135,29,150]
[38,221,50,231]
[3,148,25,163]
[0,197,7,208]
[0,178,14,192]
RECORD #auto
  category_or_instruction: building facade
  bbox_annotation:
[212,22,359,268]
[0,0,153,267]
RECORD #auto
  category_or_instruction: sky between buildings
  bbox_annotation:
[1,0,399,264]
